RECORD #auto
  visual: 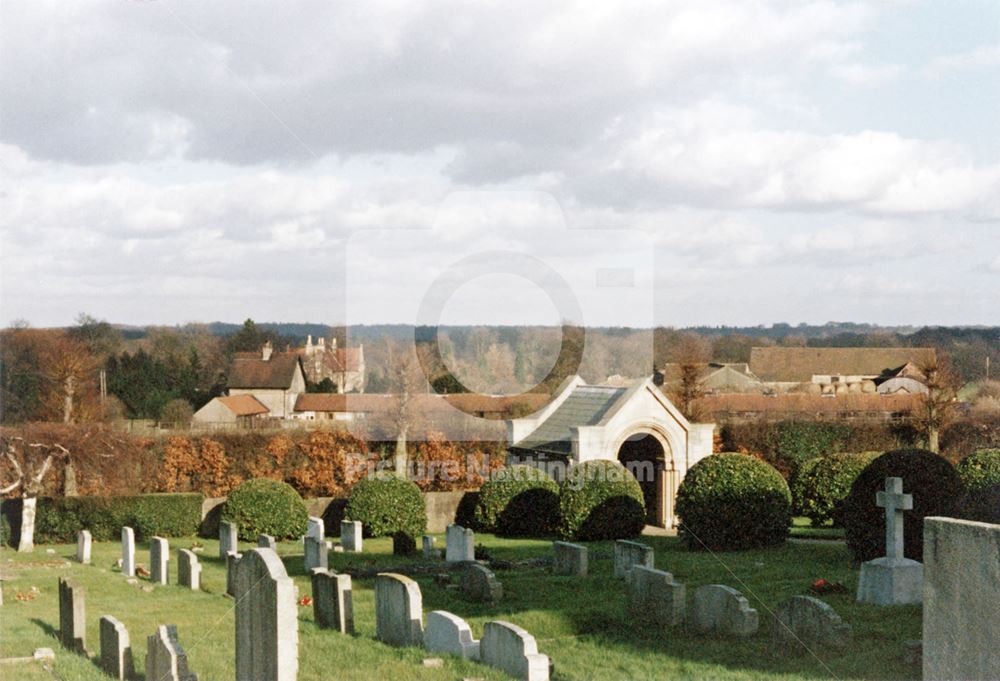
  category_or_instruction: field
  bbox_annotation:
[0,533,920,681]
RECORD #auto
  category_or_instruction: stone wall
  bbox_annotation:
[923,516,1000,681]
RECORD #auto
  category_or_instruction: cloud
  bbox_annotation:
[926,44,1000,77]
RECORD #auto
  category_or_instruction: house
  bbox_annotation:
[659,362,763,394]
[227,342,306,418]
[507,375,715,528]
[748,347,936,395]
[299,335,365,393]
[192,394,271,427]
[293,392,549,421]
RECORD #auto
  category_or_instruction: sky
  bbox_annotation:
[1,0,999,329]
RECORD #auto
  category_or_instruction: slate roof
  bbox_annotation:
[228,353,303,389]
[512,385,627,456]
[217,394,270,417]
[660,362,757,383]
[748,347,936,383]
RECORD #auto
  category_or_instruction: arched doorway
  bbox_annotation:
[617,432,671,527]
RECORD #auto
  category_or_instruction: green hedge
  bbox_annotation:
[797,452,881,527]
[789,457,822,516]
[558,460,646,541]
[957,449,1000,523]
[842,449,962,563]
[675,453,791,551]
[474,465,559,537]
[345,475,426,538]
[27,493,203,543]
[222,478,308,541]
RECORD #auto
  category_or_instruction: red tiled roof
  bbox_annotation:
[217,394,270,416]
[694,393,921,416]
[228,353,303,389]
[294,392,549,415]
[748,347,936,383]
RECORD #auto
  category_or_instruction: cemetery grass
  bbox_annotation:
[1,534,919,681]
[790,517,847,540]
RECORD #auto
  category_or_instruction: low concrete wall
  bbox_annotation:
[200,490,477,536]
[923,516,1000,681]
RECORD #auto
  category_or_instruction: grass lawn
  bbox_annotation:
[0,533,920,680]
[790,517,847,541]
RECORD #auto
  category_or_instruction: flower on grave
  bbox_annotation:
[809,578,847,595]
[298,595,312,607]
[812,579,829,588]
[136,565,151,578]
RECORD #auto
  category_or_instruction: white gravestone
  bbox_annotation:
[481,620,549,681]
[692,585,758,637]
[76,530,92,565]
[306,516,324,540]
[856,477,923,605]
[341,520,363,553]
[177,549,201,590]
[150,537,169,585]
[121,527,136,577]
[219,521,238,558]
[235,549,299,681]
[425,610,480,660]
[445,524,474,563]
[375,573,424,647]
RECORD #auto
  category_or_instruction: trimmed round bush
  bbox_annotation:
[223,478,308,541]
[957,449,1000,523]
[344,475,426,539]
[474,465,559,537]
[798,452,881,527]
[842,449,963,563]
[789,456,822,516]
[558,460,646,541]
[675,453,791,551]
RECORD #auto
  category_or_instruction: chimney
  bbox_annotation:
[331,337,337,351]
[306,334,313,354]
[262,341,273,361]
[318,337,325,351]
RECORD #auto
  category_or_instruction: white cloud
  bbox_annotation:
[926,44,1000,77]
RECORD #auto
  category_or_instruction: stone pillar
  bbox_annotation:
[235,549,299,681]
[220,521,238,558]
[58,577,86,654]
[310,568,354,634]
[341,520,362,553]
[99,615,135,680]
[146,624,197,681]
[76,530,92,565]
[121,527,136,577]
[375,573,423,647]
[445,524,474,563]
[150,536,169,585]
[178,549,202,590]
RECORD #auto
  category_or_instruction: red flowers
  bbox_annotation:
[298,595,312,607]
[810,578,847,595]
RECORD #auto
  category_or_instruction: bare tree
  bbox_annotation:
[385,340,423,477]
[914,355,961,454]
[1,436,70,551]
[668,333,712,420]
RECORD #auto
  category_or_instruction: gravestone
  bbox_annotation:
[219,521,238,558]
[311,568,354,634]
[460,563,503,603]
[121,527,136,577]
[626,566,685,627]
[445,524,474,563]
[425,610,480,660]
[99,615,135,680]
[306,516,324,540]
[258,534,277,551]
[856,477,923,605]
[150,536,169,585]
[76,530,92,565]
[692,585,758,637]
[235,549,299,681]
[177,549,201,590]
[146,624,198,681]
[58,577,86,654]
[422,535,439,560]
[375,573,424,647]
[614,540,654,578]
[341,520,363,553]
[552,541,587,577]
[303,535,328,571]
[225,551,242,597]
[773,596,851,651]
[481,620,549,681]
[923,517,1000,681]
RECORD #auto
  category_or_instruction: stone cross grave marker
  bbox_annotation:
[879,477,911,561]
[99,615,135,680]
[856,476,923,605]
[235,548,299,681]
